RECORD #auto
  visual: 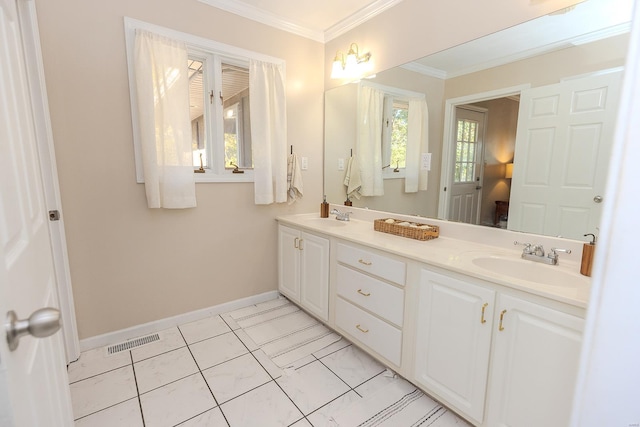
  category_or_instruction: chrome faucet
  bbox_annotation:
[330,208,352,221]
[514,241,571,265]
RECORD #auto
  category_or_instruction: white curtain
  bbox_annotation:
[250,60,287,204]
[405,98,429,193]
[134,30,196,209]
[357,85,385,196]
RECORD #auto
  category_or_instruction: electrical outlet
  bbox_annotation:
[301,157,308,170]
[338,158,345,170]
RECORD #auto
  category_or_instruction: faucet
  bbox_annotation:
[330,208,352,221]
[514,241,571,265]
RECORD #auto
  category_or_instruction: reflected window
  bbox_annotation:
[382,98,408,174]
[454,118,478,183]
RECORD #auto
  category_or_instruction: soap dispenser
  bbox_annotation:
[320,195,329,218]
[580,233,596,277]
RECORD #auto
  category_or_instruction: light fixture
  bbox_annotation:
[331,43,372,79]
[505,163,513,179]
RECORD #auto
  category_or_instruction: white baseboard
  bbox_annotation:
[79,291,281,353]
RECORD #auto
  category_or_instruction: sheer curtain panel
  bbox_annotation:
[356,85,384,196]
[134,30,196,208]
[405,98,429,192]
[250,60,287,204]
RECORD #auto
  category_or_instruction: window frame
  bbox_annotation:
[124,17,285,183]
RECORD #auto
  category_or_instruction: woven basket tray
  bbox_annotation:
[373,218,440,241]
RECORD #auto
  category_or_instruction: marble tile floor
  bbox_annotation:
[68,303,470,427]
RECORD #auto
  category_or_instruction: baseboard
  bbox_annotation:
[79,291,281,352]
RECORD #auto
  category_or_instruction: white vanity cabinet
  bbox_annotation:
[277,224,330,321]
[334,241,406,367]
[485,293,584,427]
[414,269,496,425]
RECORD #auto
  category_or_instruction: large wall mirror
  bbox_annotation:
[324,0,632,240]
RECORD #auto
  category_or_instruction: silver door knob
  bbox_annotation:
[5,308,61,351]
[593,195,603,203]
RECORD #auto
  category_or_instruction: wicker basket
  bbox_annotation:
[373,218,440,241]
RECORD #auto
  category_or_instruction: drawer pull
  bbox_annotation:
[499,309,507,331]
[298,239,304,250]
[480,303,488,324]
[358,259,372,266]
[357,289,371,297]
[294,237,299,249]
[356,324,369,333]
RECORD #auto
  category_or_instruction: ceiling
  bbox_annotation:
[197,0,401,42]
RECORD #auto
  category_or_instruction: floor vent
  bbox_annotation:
[107,333,160,355]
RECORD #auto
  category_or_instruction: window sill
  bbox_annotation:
[383,170,406,180]
[194,169,254,183]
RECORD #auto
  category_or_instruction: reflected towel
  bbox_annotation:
[287,154,303,204]
[343,157,362,200]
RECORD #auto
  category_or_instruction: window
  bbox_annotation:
[454,118,478,183]
[382,97,409,178]
[125,18,284,183]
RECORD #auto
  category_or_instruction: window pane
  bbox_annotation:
[188,59,206,168]
[391,103,408,169]
[222,63,252,169]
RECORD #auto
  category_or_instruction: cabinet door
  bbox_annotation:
[414,269,495,424]
[278,225,300,301]
[300,232,329,321]
[487,294,583,427]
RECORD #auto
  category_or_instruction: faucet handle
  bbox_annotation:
[514,241,531,250]
[549,248,571,256]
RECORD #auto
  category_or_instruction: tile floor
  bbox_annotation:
[68,301,470,427]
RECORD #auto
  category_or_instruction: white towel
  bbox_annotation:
[287,154,303,204]
[343,157,362,200]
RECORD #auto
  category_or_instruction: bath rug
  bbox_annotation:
[227,298,341,367]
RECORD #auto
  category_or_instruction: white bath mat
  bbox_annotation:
[227,298,341,367]
[332,380,469,427]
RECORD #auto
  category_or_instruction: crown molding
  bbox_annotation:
[198,0,325,42]
[198,0,404,43]
[324,0,404,42]
[400,62,447,79]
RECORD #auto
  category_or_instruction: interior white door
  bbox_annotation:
[448,107,486,224]
[0,0,74,425]
[508,71,622,239]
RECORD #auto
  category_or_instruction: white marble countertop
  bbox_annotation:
[277,209,591,308]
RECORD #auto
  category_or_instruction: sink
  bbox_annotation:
[304,217,347,227]
[469,255,586,287]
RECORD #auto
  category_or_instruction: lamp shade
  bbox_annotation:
[505,163,514,179]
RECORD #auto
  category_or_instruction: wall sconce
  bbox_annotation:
[331,43,372,79]
[505,163,513,179]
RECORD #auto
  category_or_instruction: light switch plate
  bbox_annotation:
[338,158,345,171]
[301,157,308,170]
[421,153,432,171]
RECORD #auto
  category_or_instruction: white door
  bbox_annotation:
[299,232,329,321]
[0,0,74,425]
[448,107,486,224]
[486,295,583,427]
[508,71,622,239]
[414,269,495,424]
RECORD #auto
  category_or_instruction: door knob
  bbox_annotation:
[593,195,603,203]
[5,308,61,351]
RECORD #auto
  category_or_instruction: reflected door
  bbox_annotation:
[509,71,622,239]
[448,107,486,224]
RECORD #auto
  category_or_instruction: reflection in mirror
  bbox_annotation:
[323,0,632,240]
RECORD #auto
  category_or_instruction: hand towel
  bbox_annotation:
[287,153,303,204]
[343,156,362,200]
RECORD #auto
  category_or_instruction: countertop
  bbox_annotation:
[277,211,591,308]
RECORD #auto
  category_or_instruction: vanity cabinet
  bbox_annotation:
[334,242,406,367]
[414,267,584,427]
[485,294,584,427]
[414,269,496,424]
[277,224,329,321]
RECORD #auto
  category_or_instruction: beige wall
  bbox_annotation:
[35,0,325,339]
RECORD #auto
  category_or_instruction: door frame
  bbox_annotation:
[438,84,530,220]
[16,0,80,363]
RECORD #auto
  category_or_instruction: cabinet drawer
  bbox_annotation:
[336,265,404,326]
[335,297,402,366]
[336,243,406,285]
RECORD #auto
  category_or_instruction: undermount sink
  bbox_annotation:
[305,217,347,227]
[469,254,587,287]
